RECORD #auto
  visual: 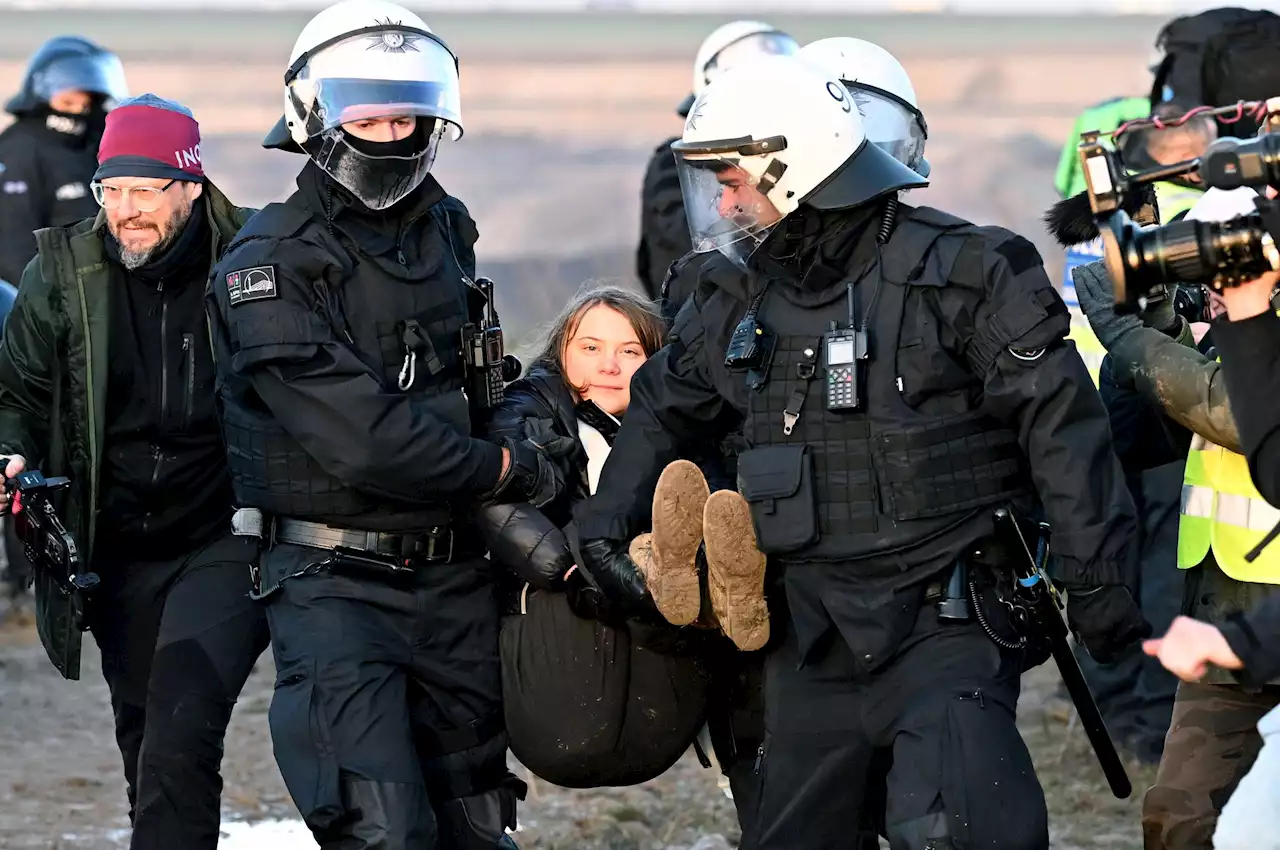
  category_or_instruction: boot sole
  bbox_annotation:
[703,491,770,652]
[649,460,709,626]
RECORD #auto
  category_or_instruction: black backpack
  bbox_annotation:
[1150,7,1280,136]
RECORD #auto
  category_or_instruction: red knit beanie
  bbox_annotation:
[95,93,203,182]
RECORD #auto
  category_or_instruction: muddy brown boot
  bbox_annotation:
[703,490,769,651]
[634,460,708,626]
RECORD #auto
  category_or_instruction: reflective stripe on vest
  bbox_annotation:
[1177,433,1280,583]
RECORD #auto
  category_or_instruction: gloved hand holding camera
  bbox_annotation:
[1074,261,1181,349]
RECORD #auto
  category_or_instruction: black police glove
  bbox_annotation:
[578,537,659,620]
[1063,583,1152,664]
[486,435,575,509]
[562,566,618,624]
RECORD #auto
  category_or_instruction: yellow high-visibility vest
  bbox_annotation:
[1068,315,1106,387]
[1154,181,1203,222]
[1178,432,1280,584]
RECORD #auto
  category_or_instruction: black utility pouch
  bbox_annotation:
[736,445,819,554]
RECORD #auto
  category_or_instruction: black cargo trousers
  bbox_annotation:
[89,529,270,850]
[745,588,1050,850]
[260,541,525,850]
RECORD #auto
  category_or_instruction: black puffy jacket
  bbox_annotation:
[480,364,606,590]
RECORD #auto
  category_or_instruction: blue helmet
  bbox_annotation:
[5,35,128,116]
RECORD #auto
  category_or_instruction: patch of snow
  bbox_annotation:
[219,819,319,849]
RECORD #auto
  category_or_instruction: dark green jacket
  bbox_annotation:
[0,182,254,679]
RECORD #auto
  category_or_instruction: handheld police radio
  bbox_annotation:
[724,286,777,391]
[824,283,868,410]
[460,277,522,411]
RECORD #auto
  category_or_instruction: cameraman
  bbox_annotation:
[1072,185,1280,850]
[0,96,268,850]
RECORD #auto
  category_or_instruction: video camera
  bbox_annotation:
[1079,98,1280,310]
[6,469,98,629]
[460,276,522,413]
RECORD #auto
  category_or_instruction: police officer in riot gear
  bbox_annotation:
[207,3,562,847]
[0,35,127,285]
[636,20,798,313]
[578,55,1150,849]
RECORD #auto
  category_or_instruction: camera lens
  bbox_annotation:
[1102,210,1274,307]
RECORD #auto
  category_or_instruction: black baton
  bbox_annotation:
[995,507,1133,799]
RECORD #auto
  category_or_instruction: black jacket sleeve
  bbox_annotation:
[575,293,730,543]
[477,375,577,587]
[1214,309,1280,506]
[0,141,46,287]
[210,235,504,503]
[958,229,1138,586]
[1221,595,1280,688]
[476,501,573,589]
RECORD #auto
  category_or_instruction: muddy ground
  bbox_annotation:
[0,10,1175,848]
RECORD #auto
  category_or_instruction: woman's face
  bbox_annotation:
[562,304,648,416]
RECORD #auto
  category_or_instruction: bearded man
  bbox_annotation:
[0,93,269,850]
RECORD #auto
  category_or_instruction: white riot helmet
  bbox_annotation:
[673,54,927,270]
[676,20,800,117]
[265,0,462,210]
[800,38,929,178]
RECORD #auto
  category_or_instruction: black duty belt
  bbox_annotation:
[273,517,475,564]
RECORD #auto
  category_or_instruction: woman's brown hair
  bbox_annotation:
[530,284,668,387]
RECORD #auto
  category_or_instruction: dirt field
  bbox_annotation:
[0,10,1172,848]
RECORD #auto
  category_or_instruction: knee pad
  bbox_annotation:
[435,774,527,850]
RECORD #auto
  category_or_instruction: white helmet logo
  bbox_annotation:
[366,21,419,53]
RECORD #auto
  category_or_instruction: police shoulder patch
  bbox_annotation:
[226,265,279,306]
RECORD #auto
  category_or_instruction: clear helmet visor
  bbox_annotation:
[846,85,926,173]
[295,29,462,141]
[675,152,783,270]
[34,53,128,107]
[703,32,799,88]
[307,120,445,211]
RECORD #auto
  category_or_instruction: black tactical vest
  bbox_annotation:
[737,207,1033,568]
[218,194,476,532]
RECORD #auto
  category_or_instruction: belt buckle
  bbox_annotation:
[423,526,454,563]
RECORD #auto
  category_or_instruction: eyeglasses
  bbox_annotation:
[91,179,177,213]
